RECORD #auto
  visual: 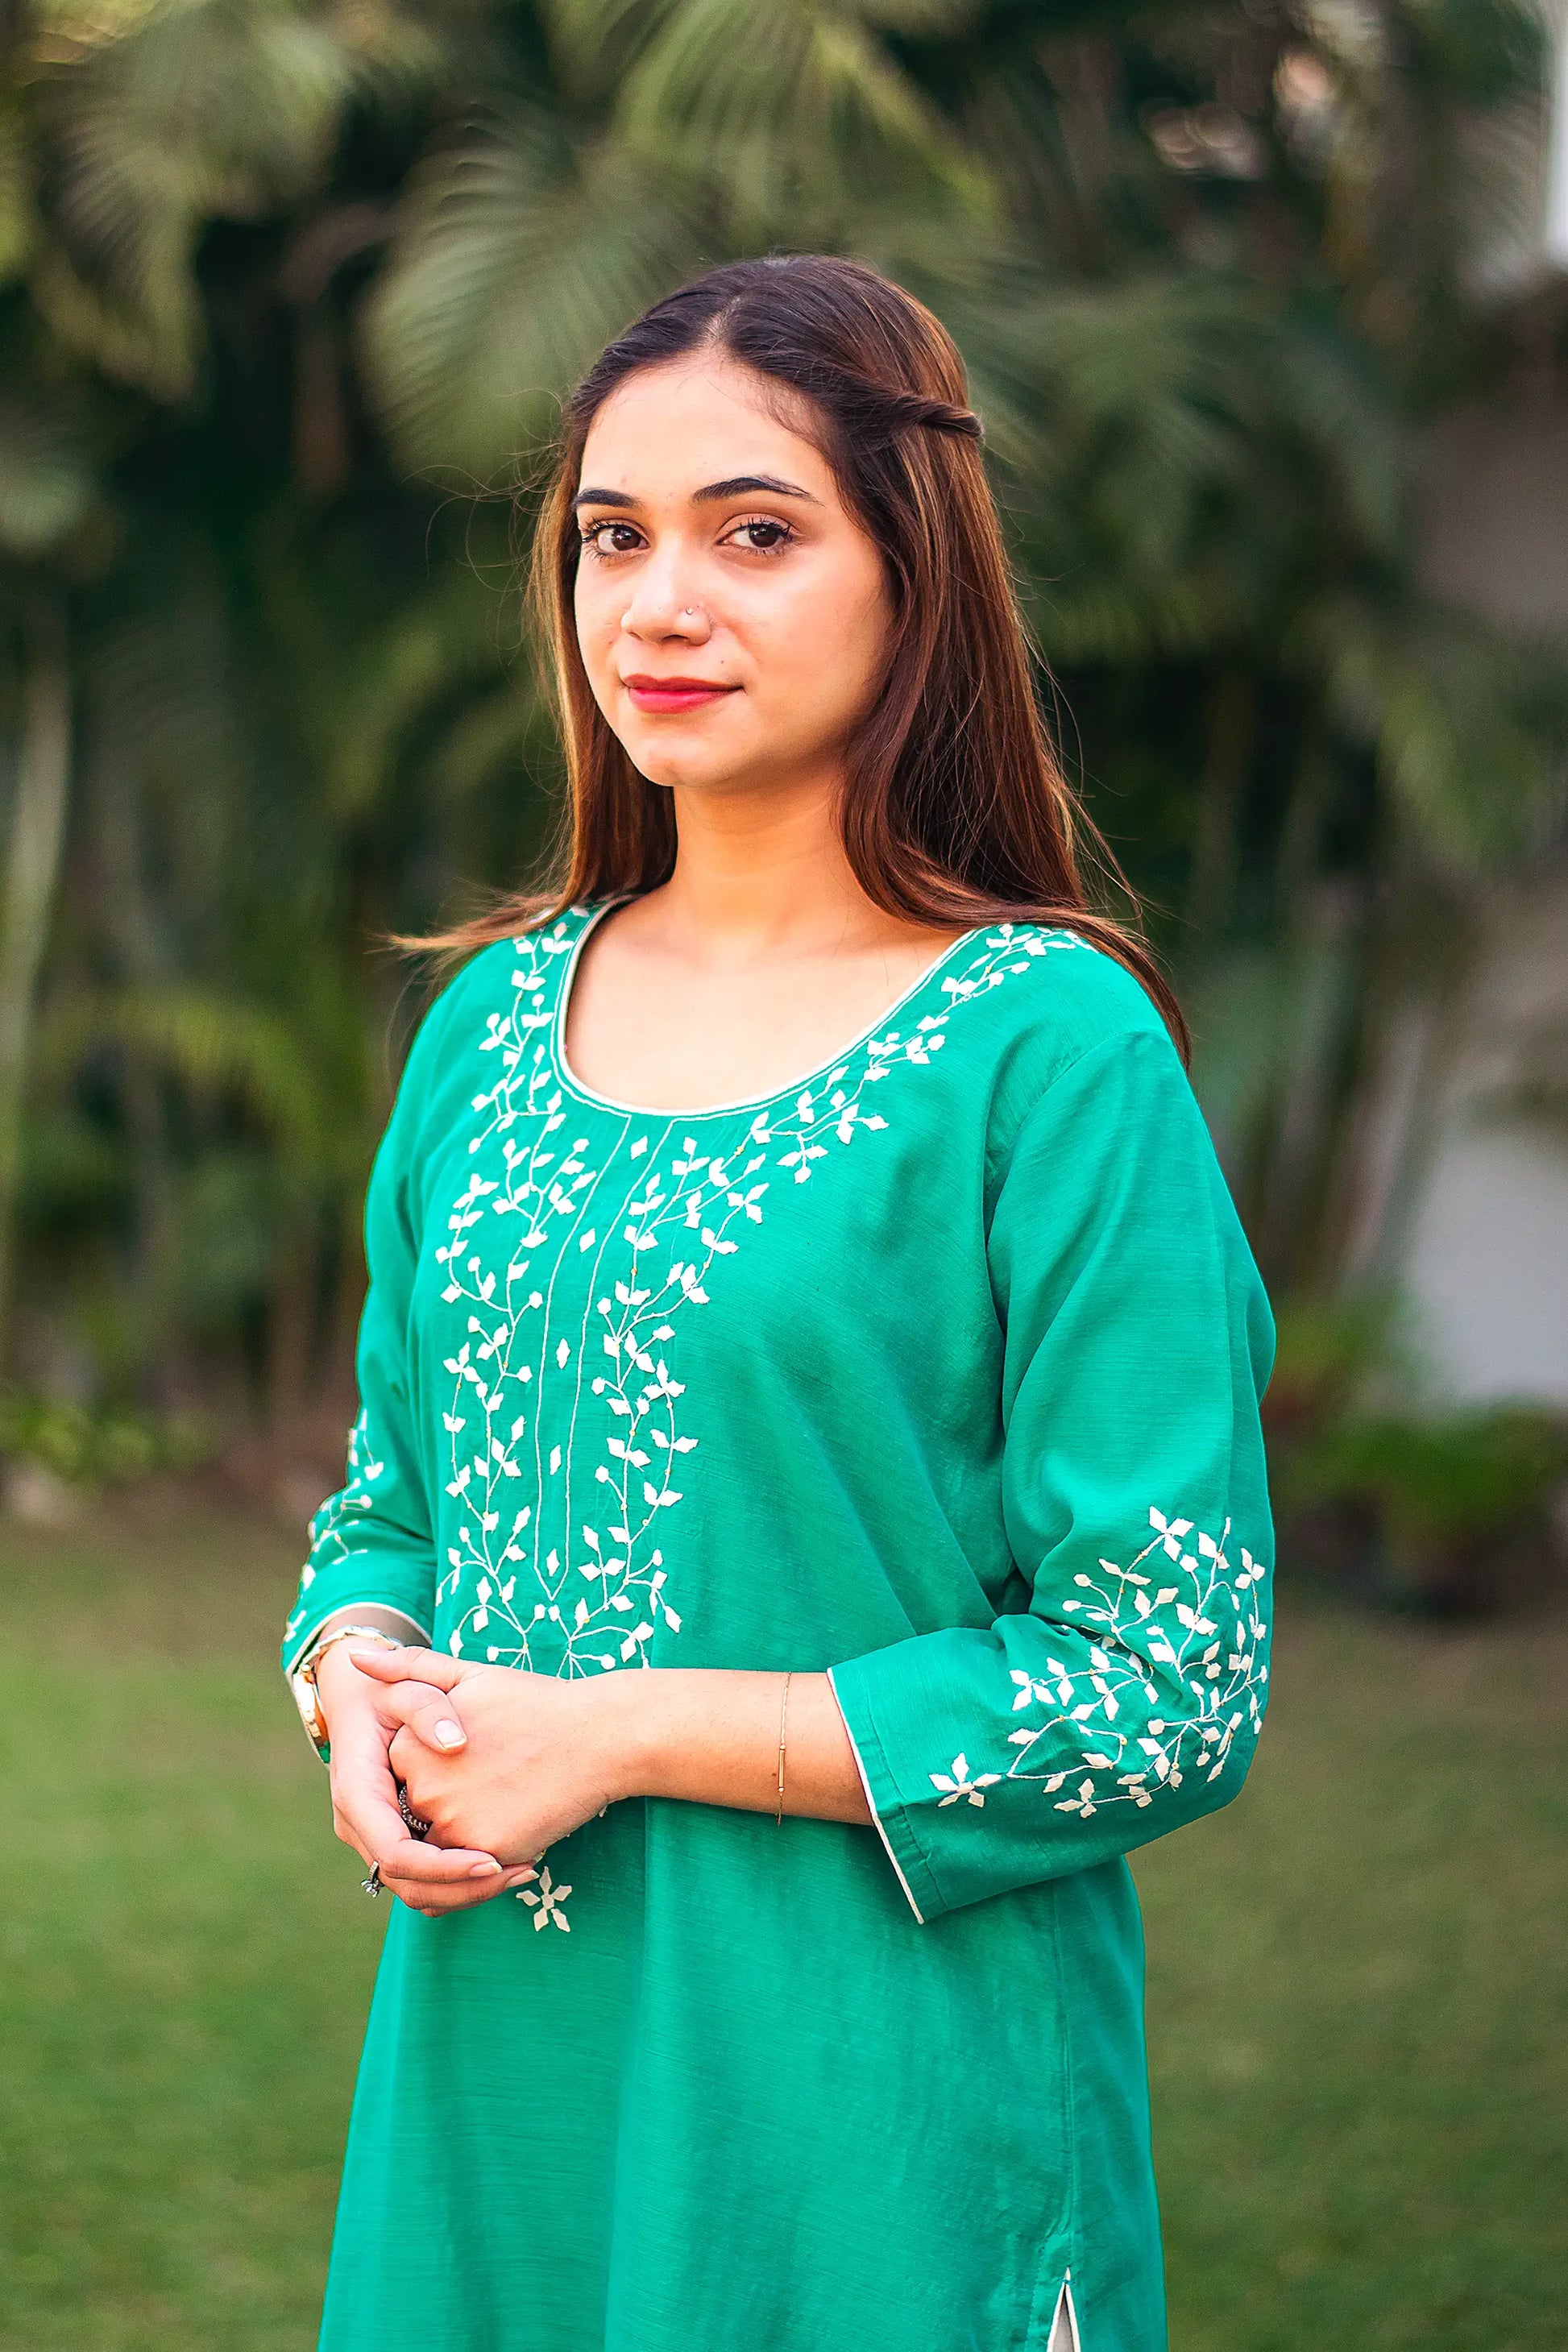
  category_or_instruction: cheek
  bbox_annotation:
[574,576,611,669]
[752,563,887,717]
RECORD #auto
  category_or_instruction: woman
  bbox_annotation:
[283,253,1275,2352]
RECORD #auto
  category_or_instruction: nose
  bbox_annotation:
[618,550,709,640]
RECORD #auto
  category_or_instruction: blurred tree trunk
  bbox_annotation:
[264,1225,318,1436]
[92,760,187,1405]
[1186,669,1256,942]
[0,595,72,1370]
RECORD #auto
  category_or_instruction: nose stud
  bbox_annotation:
[621,604,706,627]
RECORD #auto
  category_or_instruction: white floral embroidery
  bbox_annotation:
[284,1406,386,1650]
[967,1505,1268,1823]
[931,1754,1002,1807]
[432,912,1083,1693]
[518,1864,571,1930]
[305,907,1087,1931]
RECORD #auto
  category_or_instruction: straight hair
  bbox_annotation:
[417,253,1188,1058]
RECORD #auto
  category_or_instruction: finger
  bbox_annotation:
[384,1857,537,1920]
[377,1837,505,1886]
[372,1678,467,1752]
[351,1645,465,1692]
[334,1753,482,1876]
[392,1869,536,1919]
[332,1769,409,1870]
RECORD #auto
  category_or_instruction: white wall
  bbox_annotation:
[1397,878,1568,1405]
[1404,1130,1568,1404]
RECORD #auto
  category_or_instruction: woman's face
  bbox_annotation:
[572,355,893,799]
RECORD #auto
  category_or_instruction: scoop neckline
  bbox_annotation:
[545,896,986,1121]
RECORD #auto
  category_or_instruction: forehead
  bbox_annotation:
[578,356,836,502]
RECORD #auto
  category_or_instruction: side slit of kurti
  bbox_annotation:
[1046,2275,1081,2352]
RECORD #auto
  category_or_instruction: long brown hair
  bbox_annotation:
[421,253,1187,1056]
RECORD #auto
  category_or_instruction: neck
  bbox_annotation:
[650,765,881,959]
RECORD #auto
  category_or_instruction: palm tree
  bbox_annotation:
[0,0,1557,1442]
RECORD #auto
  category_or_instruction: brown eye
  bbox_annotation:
[579,521,642,559]
[725,517,796,554]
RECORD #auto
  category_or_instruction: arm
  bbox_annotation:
[281,975,516,1912]
[355,1652,871,1895]
[367,1024,1273,1919]
[827,1026,1276,1920]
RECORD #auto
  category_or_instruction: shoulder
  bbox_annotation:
[948,921,1179,1121]
[398,904,601,1089]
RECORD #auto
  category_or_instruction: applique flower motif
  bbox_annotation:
[931,1753,1002,1807]
[519,1865,572,1931]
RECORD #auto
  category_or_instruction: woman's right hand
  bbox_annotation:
[314,1643,535,1917]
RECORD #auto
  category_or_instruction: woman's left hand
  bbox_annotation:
[352,1645,632,1881]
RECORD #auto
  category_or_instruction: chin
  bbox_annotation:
[626,744,755,794]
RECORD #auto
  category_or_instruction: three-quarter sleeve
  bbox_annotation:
[280,1001,446,1680]
[828,1023,1276,1923]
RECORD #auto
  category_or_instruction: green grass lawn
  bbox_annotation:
[1,1504,1563,2350]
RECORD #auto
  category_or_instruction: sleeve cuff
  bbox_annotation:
[827,1664,940,1925]
[285,1603,430,1678]
[282,1590,433,1678]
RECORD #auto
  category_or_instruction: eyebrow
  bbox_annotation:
[571,474,822,512]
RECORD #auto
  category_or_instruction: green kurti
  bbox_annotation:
[283,898,1276,2352]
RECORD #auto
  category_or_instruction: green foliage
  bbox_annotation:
[0,0,1561,1421]
[1290,1405,1568,1610]
[0,1387,211,1483]
[1260,1290,1398,1442]
[1307,1405,1568,1545]
[1261,1295,1568,1615]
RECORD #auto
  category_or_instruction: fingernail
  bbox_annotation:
[434,1719,465,1748]
[468,1859,501,1878]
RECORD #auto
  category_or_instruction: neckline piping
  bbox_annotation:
[545,898,987,1121]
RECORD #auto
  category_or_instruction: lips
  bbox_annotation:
[622,674,738,714]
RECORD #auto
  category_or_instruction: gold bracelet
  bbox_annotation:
[774,1670,793,1825]
[288,1623,404,1761]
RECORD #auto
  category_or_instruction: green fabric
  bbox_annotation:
[283,899,1276,2352]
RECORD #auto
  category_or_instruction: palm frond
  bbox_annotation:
[1302,594,1568,871]
[0,95,35,286]
[27,0,359,393]
[39,983,329,1162]
[322,597,472,822]
[1029,576,1231,667]
[613,0,992,231]
[360,102,709,474]
[0,387,99,557]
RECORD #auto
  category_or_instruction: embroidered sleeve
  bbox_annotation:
[829,1026,1276,1923]
[280,998,450,1678]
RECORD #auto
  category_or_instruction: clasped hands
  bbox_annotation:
[317,1641,631,1919]
[316,1641,865,1918]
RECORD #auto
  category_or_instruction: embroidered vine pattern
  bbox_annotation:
[429,914,1085,1703]
[298,906,1088,1932]
[931,1504,1268,1825]
[286,1406,388,1653]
